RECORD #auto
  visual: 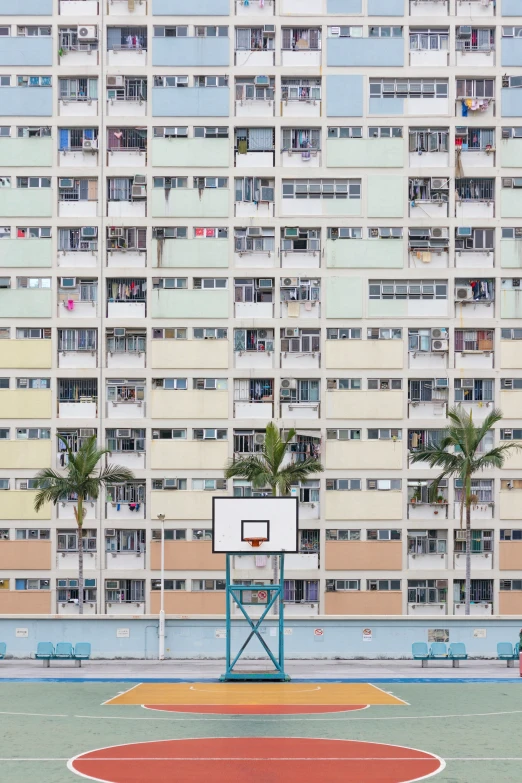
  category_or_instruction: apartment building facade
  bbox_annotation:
[0,0,522,618]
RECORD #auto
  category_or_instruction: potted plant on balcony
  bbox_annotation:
[32,435,135,614]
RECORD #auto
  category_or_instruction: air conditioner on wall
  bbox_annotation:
[432,339,448,352]
[107,76,124,87]
[105,529,116,537]
[246,227,262,237]
[114,327,125,337]
[116,429,131,438]
[82,139,97,152]
[254,433,266,445]
[281,378,297,390]
[109,228,124,238]
[78,26,97,41]
[81,226,97,238]
[456,227,473,237]
[282,278,298,287]
[285,328,300,338]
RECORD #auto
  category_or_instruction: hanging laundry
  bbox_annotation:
[67,299,75,311]
[238,139,248,155]
[287,301,300,317]
[461,100,468,117]
[421,252,431,264]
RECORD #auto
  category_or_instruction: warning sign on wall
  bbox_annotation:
[362,628,373,642]
[314,628,324,637]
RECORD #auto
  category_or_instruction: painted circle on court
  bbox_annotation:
[69,737,444,783]
[142,703,369,714]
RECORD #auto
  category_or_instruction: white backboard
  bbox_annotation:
[212,496,299,553]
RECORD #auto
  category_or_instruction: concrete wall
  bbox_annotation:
[325,276,362,318]
[0,541,51,570]
[325,541,402,571]
[0,440,51,470]
[152,38,229,67]
[0,239,52,268]
[327,38,404,68]
[368,0,403,14]
[150,541,226,571]
[1,616,519,659]
[153,0,229,12]
[325,340,403,369]
[326,75,363,117]
[152,87,230,117]
[326,139,403,169]
[0,38,52,66]
[0,340,52,369]
[0,0,52,11]
[151,340,229,369]
[152,238,229,268]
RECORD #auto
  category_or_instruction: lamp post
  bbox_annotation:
[157,513,165,661]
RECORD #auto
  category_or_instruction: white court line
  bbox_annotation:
[4,757,522,763]
[101,682,142,706]
[367,683,410,706]
[140,703,371,714]
[0,711,68,717]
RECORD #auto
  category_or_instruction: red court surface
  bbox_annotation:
[69,737,445,783]
[142,703,369,714]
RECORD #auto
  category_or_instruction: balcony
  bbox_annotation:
[107,95,146,118]
[235,0,274,15]
[280,400,320,420]
[453,501,493,520]
[456,0,494,18]
[59,95,98,119]
[407,501,448,522]
[454,549,493,570]
[454,601,493,616]
[105,549,145,571]
[58,40,99,68]
[58,400,97,419]
[281,46,321,68]
[57,500,96,521]
[57,549,98,571]
[106,501,145,521]
[106,391,145,421]
[281,351,320,371]
[107,40,148,68]
[235,348,274,370]
[280,300,320,320]
[108,0,147,14]
[58,347,97,370]
[234,301,274,319]
[454,279,494,319]
[106,347,146,371]
[456,40,495,68]
[234,400,273,419]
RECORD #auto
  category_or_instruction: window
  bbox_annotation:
[235,27,275,51]
[408,531,447,554]
[192,579,226,591]
[194,328,228,340]
[409,328,447,352]
[195,76,228,88]
[152,177,187,189]
[153,126,188,139]
[328,26,363,38]
[153,227,187,240]
[105,579,145,603]
[502,228,522,241]
[16,227,51,240]
[236,76,275,102]
[457,27,494,52]
[152,378,187,390]
[454,329,493,352]
[152,478,187,490]
[59,77,98,101]
[327,379,361,391]
[409,129,449,153]
[327,127,362,139]
[105,529,144,553]
[193,177,228,190]
[152,278,187,289]
[57,529,96,551]
[154,75,188,88]
[367,328,402,340]
[368,127,403,138]
[152,429,186,440]
[16,478,40,490]
[501,378,522,390]
[193,277,227,289]
[192,479,226,491]
[455,178,494,202]
[17,76,52,87]
[194,227,228,239]
[58,329,97,353]
[17,127,51,139]
[235,177,274,203]
[326,530,361,541]
[151,579,186,590]
[0,430,9,440]
[151,529,186,541]
[326,429,361,440]
[501,429,522,440]
[454,478,492,503]
[17,177,50,189]
[0,76,9,86]
[367,228,403,240]
[16,428,50,440]
[281,129,320,152]
[193,429,227,440]
[193,378,228,390]
[455,228,494,251]
[281,228,320,252]
[283,579,319,602]
[281,28,321,50]
[153,25,188,37]
[327,579,361,591]
[410,28,448,50]
[326,328,361,339]
[15,529,50,540]
[408,579,447,604]
[367,479,402,490]
[369,26,402,38]
[59,178,98,202]
[57,578,97,603]
[456,79,494,98]
[500,530,522,541]
[367,579,401,590]
[234,378,274,403]
[282,179,361,200]
[17,25,50,36]
[195,25,228,37]
[16,378,50,389]
[281,78,321,101]
[17,276,51,290]
[0,479,8,489]
[370,79,448,98]
[15,578,50,590]
[280,328,319,353]
[368,428,402,440]
[369,280,447,300]
[106,429,145,453]
[151,328,187,340]
[454,529,492,554]
[325,478,361,490]
[454,379,493,402]
[367,380,402,391]
[105,379,143,404]
[0,379,8,389]
[192,528,213,540]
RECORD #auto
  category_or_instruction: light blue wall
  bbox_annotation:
[0,88,52,116]
[327,0,362,12]
[368,0,404,14]
[327,75,363,116]
[153,0,229,12]
[369,97,404,115]
[0,0,51,12]
[0,38,52,66]
[328,38,404,67]
[152,87,230,117]
[502,88,522,117]
[503,0,522,14]
[152,37,229,67]
[502,39,522,67]
[0,617,519,659]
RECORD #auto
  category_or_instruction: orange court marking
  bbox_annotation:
[69,737,444,783]
[105,682,406,707]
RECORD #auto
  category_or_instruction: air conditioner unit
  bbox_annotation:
[60,277,76,288]
[456,530,467,540]
[327,379,338,390]
[503,178,514,188]
[261,186,274,202]
[432,339,448,352]
[461,378,474,388]
[116,429,131,437]
[133,175,147,185]
[131,185,146,198]
[258,329,268,339]
[254,433,266,445]
[431,228,448,239]
[263,25,275,34]
[109,228,124,238]
[164,478,178,489]
[513,278,521,287]
[78,26,97,41]
[107,75,124,87]
[457,26,472,38]
[285,328,300,338]
[19,481,28,490]
[284,227,299,238]
[258,278,273,288]
[280,388,292,398]
[59,178,74,189]
[455,127,468,136]
[503,380,513,389]
[434,378,449,388]
[81,226,97,238]
[456,227,473,237]
[105,529,116,537]
[246,227,262,237]
[282,277,298,287]
[431,328,446,339]
[255,76,270,86]
[106,580,120,589]
[330,26,341,37]
[114,328,126,338]
[82,139,98,152]
[502,128,511,139]
[281,378,297,390]
[80,429,95,437]
[154,228,165,239]
[456,287,470,299]
[431,178,448,190]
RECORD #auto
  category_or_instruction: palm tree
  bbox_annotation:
[225,421,324,496]
[34,435,135,614]
[410,406,521,615]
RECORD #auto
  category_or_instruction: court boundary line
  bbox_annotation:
[101,683,142,707]
[140,703,372,715]
[367,683,410,706]
[67,736,445,783]
[1,677,521,684]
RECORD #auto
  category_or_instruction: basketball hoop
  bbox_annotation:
[244,537,268,549]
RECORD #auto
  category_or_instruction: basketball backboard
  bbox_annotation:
[212,496,299,553]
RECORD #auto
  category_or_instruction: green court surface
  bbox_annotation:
[1,681,522,782]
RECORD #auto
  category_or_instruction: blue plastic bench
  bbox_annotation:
[430,642,448,659]
[0,642,6,659]
[412,642,430,667]
[54,642,74,659]
[448,642,468,668]
[497,642,519,668]
[73,642,91,667]
[35,642,91,667]
[35,642,54,667]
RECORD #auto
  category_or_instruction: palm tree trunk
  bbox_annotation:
[74,496,84,615]
[464,501,471,616]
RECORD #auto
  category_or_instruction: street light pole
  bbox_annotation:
[157,513,165,661]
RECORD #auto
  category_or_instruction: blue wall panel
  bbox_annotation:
[152,37,229,67]
[502,88,522,117]
[0,0,52,13]
[0,38,52,66]
[326,74,363,116]
[0,87,52,116]
[369,97,404,115]
[152,87,230,117]
[502,39,522,67]
[327,38,404,67]
[153,0,229,12]
[368,0,404,14]
[503,0,522,15]
[327,0,362,12]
